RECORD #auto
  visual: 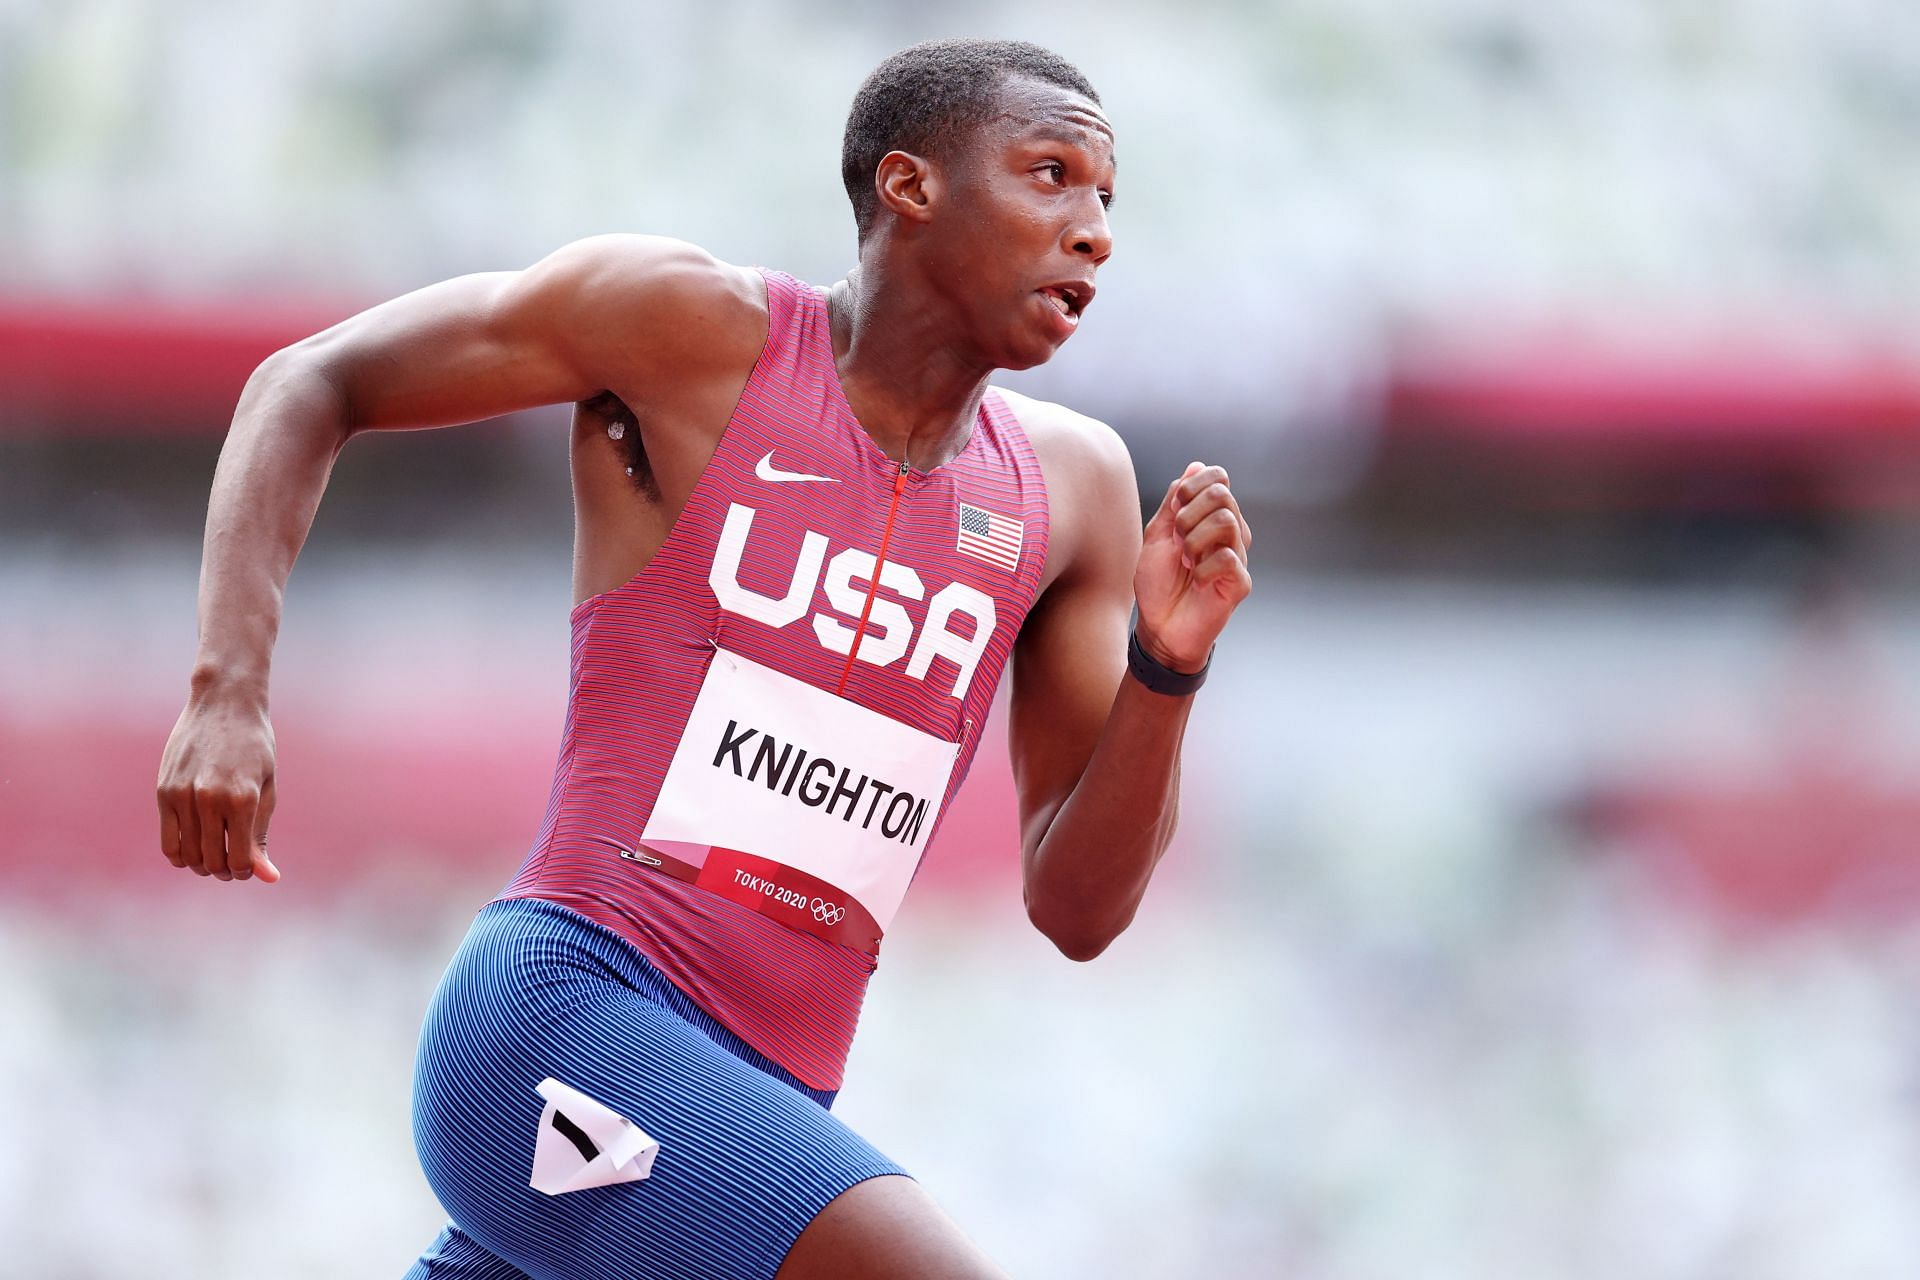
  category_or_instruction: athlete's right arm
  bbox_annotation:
[154,235,748,884]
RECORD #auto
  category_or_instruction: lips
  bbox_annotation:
[1032,280,1095,344]
[1036,280,1095,319]
[1032,290,1078,340]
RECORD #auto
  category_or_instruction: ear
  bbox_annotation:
[873,150,939,229]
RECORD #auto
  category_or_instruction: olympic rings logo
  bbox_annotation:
[811,898,846,926]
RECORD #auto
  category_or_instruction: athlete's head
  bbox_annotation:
[842,39,1115,370]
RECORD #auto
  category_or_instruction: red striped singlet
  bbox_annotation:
[493,270,1051,1090]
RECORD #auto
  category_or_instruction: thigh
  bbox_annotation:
[412,903,904,1280]
[777,1175,1011,1280]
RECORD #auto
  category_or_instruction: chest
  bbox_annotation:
[703,451,1031,713]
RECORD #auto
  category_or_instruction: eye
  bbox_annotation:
[1035,161,1067,185]
[1099,189,1114,210]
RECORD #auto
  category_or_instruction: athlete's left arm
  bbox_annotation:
[1011,422,1252,961]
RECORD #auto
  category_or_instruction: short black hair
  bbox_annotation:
[841,39,1101,243]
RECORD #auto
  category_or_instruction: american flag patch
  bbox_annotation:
[956,503,1023,572]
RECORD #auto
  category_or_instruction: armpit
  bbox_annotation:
[579,389,660,499]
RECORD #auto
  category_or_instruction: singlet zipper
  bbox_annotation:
[835,459,911,695]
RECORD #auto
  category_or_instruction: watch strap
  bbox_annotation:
[1127,627,1209,696]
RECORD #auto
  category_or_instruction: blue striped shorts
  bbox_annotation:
[403,896,907,1280]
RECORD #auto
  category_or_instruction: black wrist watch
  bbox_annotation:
[1127,626,1209,696]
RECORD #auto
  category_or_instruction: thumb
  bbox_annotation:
[246,780,282,884]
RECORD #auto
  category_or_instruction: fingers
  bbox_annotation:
[228,790,258,881]
[1166,467,1252,578]
[176,794,205,876]
[160,780,278,882]
[1172,464,1252,554]
[196,788,233,880]
[157,791,185,869]
[1190,544,1252,601]
[1147,460,1205,525]
[1172,461,1223,507]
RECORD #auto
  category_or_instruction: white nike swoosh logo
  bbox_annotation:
[754,451,839,484]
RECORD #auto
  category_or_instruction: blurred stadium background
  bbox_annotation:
[6,1,1920,1276]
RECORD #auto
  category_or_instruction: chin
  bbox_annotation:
[991,332,1065,372]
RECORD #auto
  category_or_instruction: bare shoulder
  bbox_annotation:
[526,234,767,384]
[532,233,759,310]
[990,386,1139,592]
[991,385,1133,491]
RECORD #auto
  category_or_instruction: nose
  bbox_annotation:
[1065,194,1113,266]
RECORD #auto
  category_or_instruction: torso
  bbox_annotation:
[497,267,1062,1090]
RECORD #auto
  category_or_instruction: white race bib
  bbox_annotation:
[638,647,960,950]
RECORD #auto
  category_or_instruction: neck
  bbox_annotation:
[827,258,992,471]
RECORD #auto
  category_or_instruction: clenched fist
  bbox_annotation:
[1132,461,1253,673]
[156,684,280,883]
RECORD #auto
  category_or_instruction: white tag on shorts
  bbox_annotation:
[529,1077,658,1195]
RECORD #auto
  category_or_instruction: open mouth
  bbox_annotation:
[1037,284,1090,320]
